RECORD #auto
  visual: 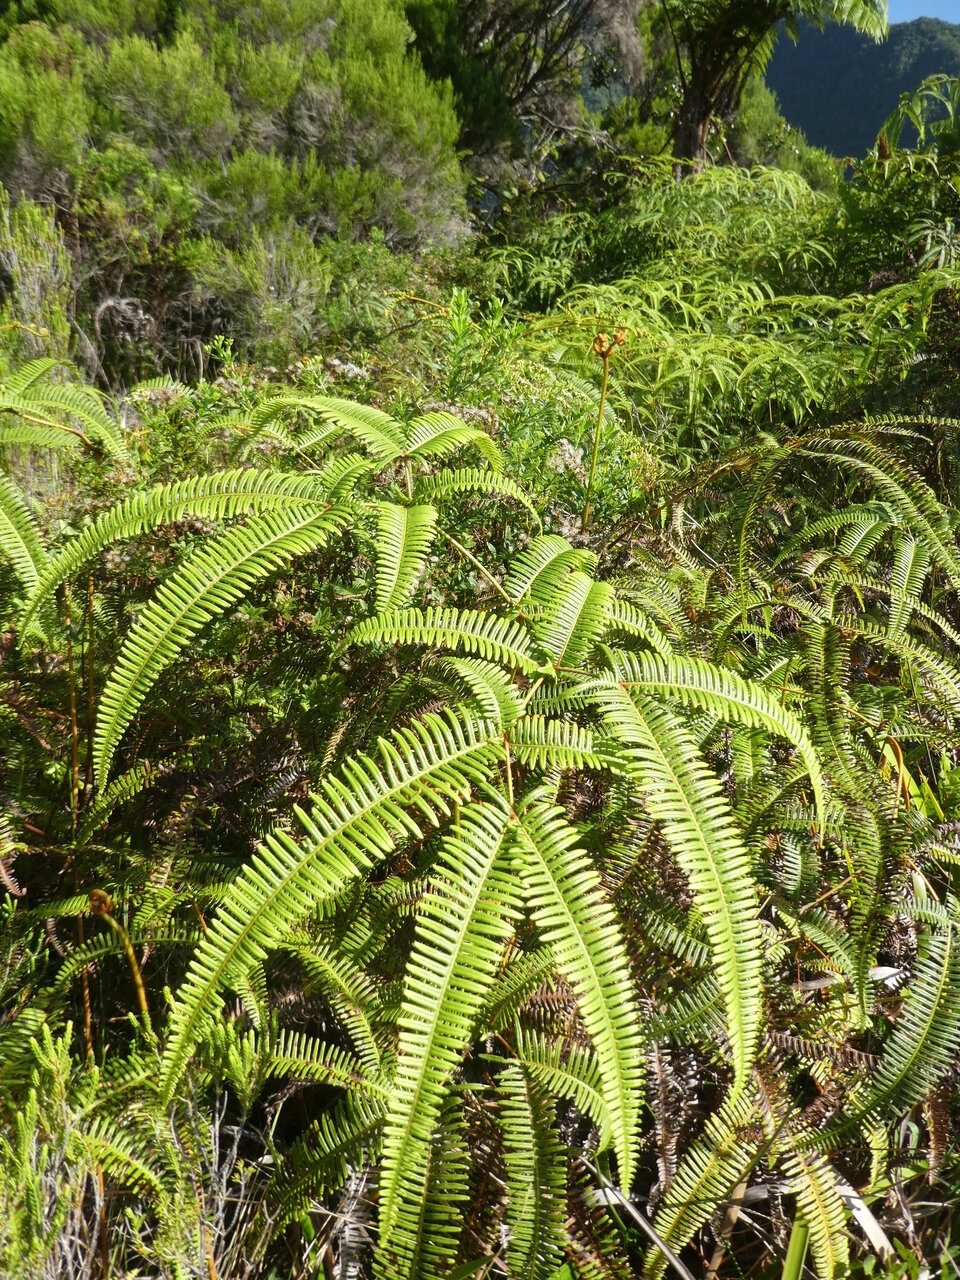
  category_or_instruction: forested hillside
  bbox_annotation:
[3,3,960,1279]
[767,16,960,157]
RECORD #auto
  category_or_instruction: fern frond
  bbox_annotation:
[845,922,960,1126]
[780,1150,849,1280]
[159,710,502,1101]
[594,686,763,1089]
[0,473,46,591]
[349,606,542,673]
[536,573,614,668]
[506,1026,611,1148]
[404,411,503,471]
[94,505,351,785]
[513,798,644,1185]
[265,1028,383,1096]
[508,716,610,773]
[419,467,541,523]
[265,1093,384,1230]
[504,535,597,605]
[0,377,127,460]
[378,800,518,1278]
[802,436,960,590]
[279,940,383,1072]
[597,651,826,822]
[438,656,525,726]
[278,394,406,460]
[373,502,437,612]
[499,1062,567,1280]
[644,1088,761,1280]
[19,467,349,635]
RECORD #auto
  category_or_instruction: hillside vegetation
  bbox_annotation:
[2,4,960,1279]
[768,16,960,157]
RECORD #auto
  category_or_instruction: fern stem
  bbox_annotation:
[85,571,95,791]
[90,891,154,1038]
[581,1158,697,1280]
[781,1215,809,1280]
[582,350,610,532]
[439,529,512,603]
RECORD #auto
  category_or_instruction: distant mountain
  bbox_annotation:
[765,17,960,158]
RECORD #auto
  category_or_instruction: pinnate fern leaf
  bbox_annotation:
[350,606,543,673]
[598,651,826,822]
[159,710,501,1101]
[373,502,437,612]
[19,466,353,636]
[0,474,45,591]
[513,798,644,1186]
[379,800,518,1278]
[594,686,764,1089]
[499,1063,567,1280]
[94,504,352,786]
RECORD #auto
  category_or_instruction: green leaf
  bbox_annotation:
[373,502,438,612]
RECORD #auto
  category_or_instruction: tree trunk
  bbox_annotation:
[672,86,711,177]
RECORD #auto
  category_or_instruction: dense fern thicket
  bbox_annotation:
[4,5,960,1277]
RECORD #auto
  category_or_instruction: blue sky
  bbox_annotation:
[888,0,959,21]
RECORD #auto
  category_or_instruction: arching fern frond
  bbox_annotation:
[159,710,502,1102]
[19,466,355,636]
[94,504,353,786]
[513,798,644,1186]
[0,474,45,591]
[594,686,764,1089]
[378,800,518,1279]
[373,502,437,612]
[499,1062,567,1280]
[597,651,826,823]
[404,411,503,470]
[643,1086,761,1280]
[350,606,543,674]
[504,535,597,605]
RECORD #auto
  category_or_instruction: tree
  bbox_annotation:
[661,0,888,170]
[406,0,643,167]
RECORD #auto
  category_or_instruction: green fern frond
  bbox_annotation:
[265,1028,383,1096]
[801,436,960,590]
[159,710,501,1101]
[438,656,525,726]
[279,940,383,1072]
[499,1062,567,1280]
[597,651,826,822]
[419,467,540,524]
[536,573,614,668]
[76,761,159,846]
[506,1026,611,1148]
[350,606,543,673]
[19,467,352,635]
[603,599,675,659]
[845,922,960,1126]
[644,1088,761,1280]
[404,411,503,470]
[0,474,46,591]
[780,1149,849,1280]
[594,686,764,1088]
[265,1093,384,1230]
[508,716,610,773]
[513,798,644,1185]
[379,800,518,1278]
[80,1115,167,1200]
[94,504,351,785]
[504,535,597,605]
[837,616,960,715]
[373,502,438,612]
[0,377,127,460]
[279,394,406,460]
